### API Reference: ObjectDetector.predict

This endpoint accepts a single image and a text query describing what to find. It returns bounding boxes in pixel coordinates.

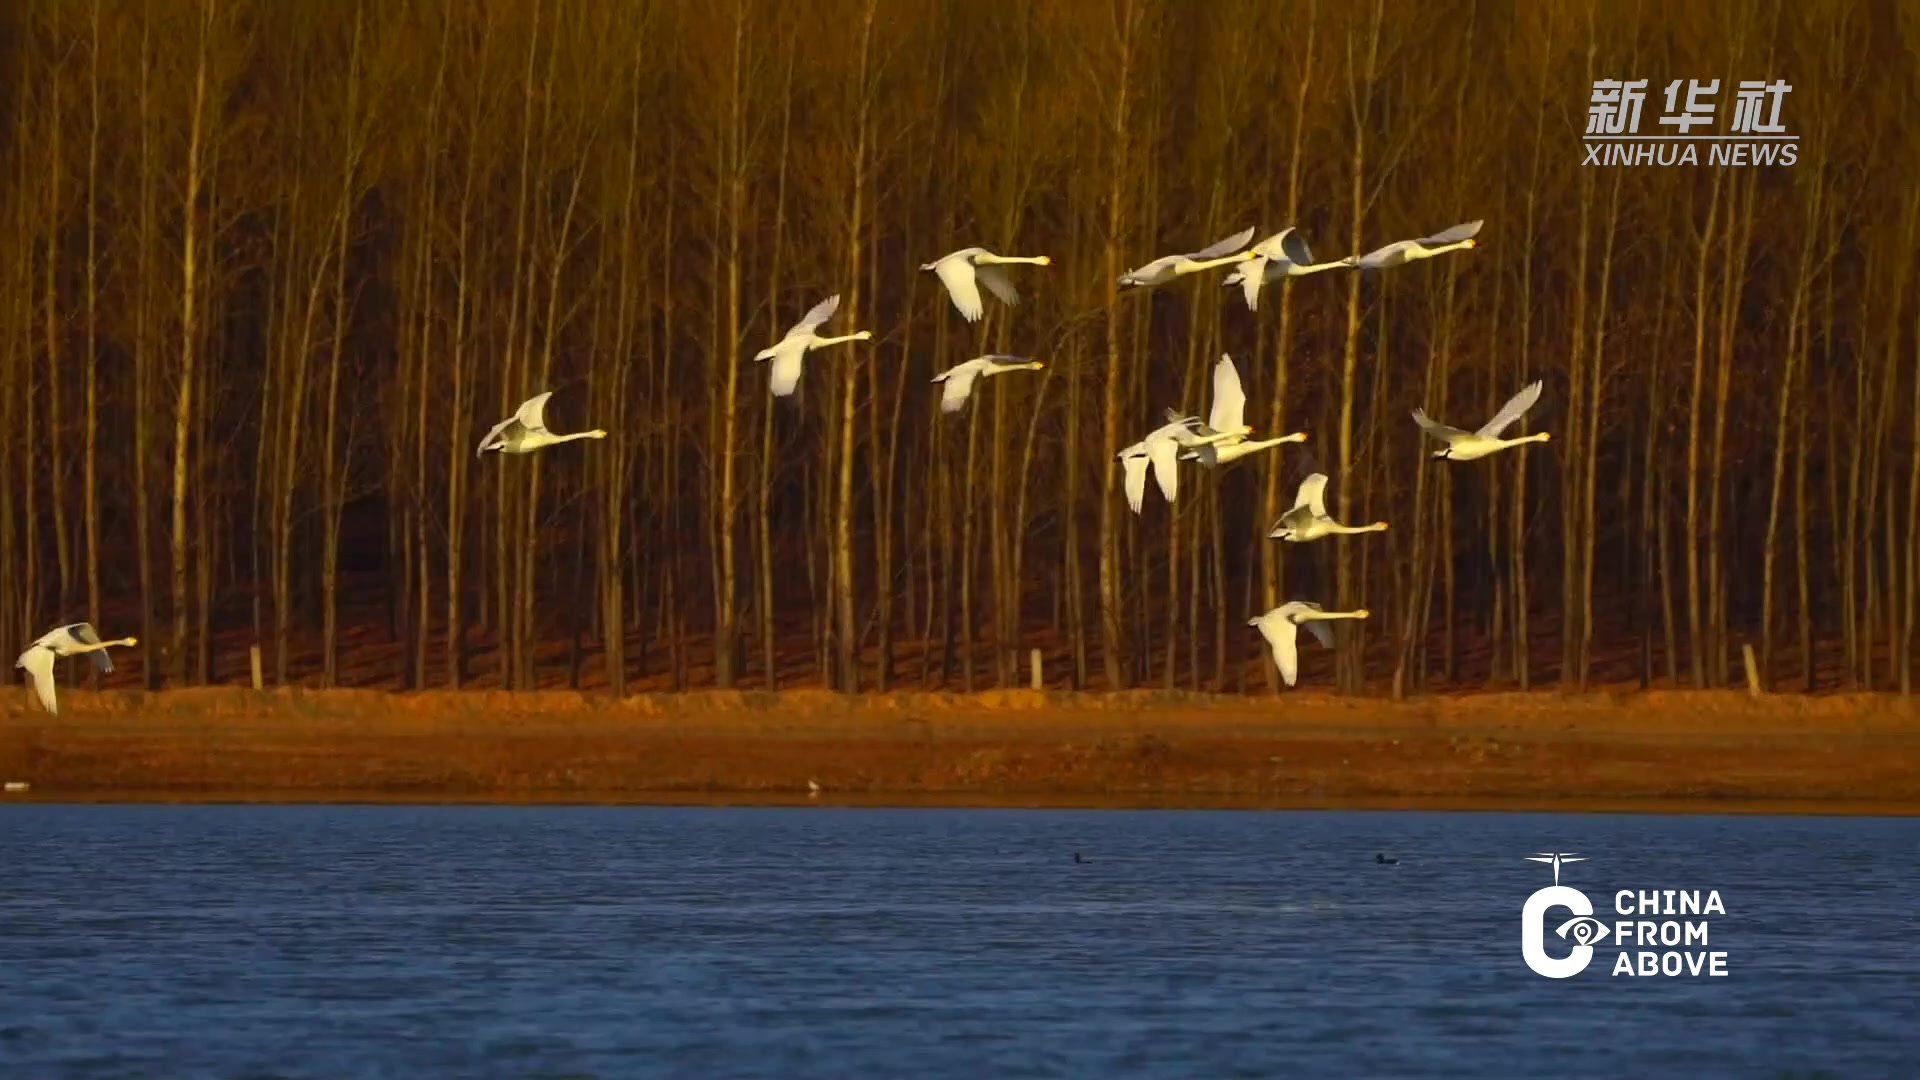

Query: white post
[1029,648,1043,690]
[249,644,264,690]
[1740,643,1761,697]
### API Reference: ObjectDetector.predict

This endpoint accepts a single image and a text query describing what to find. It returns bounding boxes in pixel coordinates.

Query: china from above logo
[1584,78,1796,167]
[1520,853,1729,979]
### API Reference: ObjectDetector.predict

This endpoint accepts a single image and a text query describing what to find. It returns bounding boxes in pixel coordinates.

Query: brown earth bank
[1,689,1918,815]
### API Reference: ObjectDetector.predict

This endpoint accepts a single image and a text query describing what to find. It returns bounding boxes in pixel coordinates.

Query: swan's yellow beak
[1035,256,1052,266]
[126,637,138,646]
[1354,609,1371,619]
[1464,239,1478,249]
[1299,431,1310,441]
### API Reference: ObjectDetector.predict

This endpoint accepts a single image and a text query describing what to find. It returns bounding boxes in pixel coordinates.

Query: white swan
[1413,379,1551,461]
[1117,416,1202,513]
[1182,431,1308,467]
[755,294,874,397]
[1268,473,1389,542]
[15,622,137,715]
[921,248,1051,323]
[1118,227,1258,289]
[931,355,1044,414]
[476,391,607,456]
[1249,601,1370,687]
[1222,227,1347,311]
[1343,219,1483,271]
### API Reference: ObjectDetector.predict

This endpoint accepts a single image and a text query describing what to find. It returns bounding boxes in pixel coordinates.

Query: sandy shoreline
[3,688,1917,815]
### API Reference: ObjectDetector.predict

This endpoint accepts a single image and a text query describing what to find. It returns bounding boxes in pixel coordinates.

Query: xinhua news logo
[1519,853,1730,979]
[1583,78,1796,167]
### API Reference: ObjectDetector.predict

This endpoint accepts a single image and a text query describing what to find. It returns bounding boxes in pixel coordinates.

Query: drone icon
[1526,852,1587,885]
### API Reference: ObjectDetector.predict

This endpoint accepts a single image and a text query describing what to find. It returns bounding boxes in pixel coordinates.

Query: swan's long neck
[981,254,1049,266]
[1298,609,1369,622]
[1501,432,1551,447]
[1330,520,1389,534]
[812,333,868,348]
[1179,253,1252,273]
[1291,260,1348,276]
[556,430,607,444]
[1420,240,1473,259]
[72,638,134,652]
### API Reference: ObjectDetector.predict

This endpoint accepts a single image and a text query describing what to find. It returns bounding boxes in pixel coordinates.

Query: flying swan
[1268,472,1389,542]
[1119,227,1258,289]
[931,355,1044,414]
[15,622,136,716]
[1343,220,1483,271]
[921,248,1051,323]
[476,391,606,456]
[1250,601,1370,687]
[756,294,873,398]
[1117,416,1202,513]
[1222,227,1348,311]
[1413,379,1551,461]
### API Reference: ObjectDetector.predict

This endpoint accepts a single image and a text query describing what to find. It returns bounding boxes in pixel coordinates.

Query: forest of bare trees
[0,0,1915,696]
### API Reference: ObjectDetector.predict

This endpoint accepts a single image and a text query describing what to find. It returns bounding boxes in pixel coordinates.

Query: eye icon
[1554,916,1611,946]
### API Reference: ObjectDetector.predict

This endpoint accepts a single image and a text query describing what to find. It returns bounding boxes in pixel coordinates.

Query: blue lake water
[0,805,1915,1078]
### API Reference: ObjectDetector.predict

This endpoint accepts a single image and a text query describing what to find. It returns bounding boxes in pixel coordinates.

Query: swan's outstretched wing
[1209,355,1246,434]
[769,349,805,397]
[974,263,1020,307]
[1294,472,1330,516]
[1278,227,1315,266]
[784,294,841,340]
[1412,408,1470,444]
[1254,614,1302,686]
[935,361,984,413]
[1355,241,1416,269]
[1234,257,1268,311]
[1418,219,1483,247]
[18,647,57,715]
[475,416,520,456]
[1302,619,1335,649]
[68,623,113,673]
[1192,226,1257,260]
[1475,380,1544,438]
[1122,453,1149,514]
[933,259,984,322]
[514,391,554,434]
[1147,436,1180,503]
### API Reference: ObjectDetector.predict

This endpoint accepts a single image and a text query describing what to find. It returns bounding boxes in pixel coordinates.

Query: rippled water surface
[1,805,1916,1078]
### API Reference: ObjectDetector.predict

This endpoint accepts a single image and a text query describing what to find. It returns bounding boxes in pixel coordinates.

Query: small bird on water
[807,778,820,799]
[1073,852,1090,864]
[1376,853,1399,865]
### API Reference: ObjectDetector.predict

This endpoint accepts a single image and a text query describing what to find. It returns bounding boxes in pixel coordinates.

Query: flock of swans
[13,215,1550,709]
